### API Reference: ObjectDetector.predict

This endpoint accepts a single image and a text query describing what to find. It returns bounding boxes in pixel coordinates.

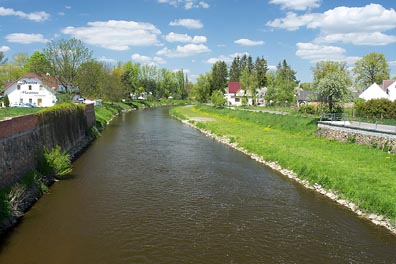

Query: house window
[20,98,23,104]
[235,98,240,102]
[39,85,43,90]
[17,85,21,90]
[29,85,32,90]
[29,98,32,104]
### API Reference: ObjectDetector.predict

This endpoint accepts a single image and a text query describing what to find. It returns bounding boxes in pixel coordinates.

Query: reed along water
[1,107,396,263]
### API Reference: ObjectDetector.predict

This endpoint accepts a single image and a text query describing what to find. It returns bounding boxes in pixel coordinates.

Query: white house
[224,82,266,106]
[359,83,389,101]
[3,73,58,107]
[383,80,396,101]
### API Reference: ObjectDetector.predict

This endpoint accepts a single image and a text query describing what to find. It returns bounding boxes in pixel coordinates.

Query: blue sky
[1,0,395,83]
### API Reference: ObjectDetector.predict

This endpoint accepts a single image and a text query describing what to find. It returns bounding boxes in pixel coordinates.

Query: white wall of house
[359,83,388,101]
[225,89,254,106]
[4,77,57,107]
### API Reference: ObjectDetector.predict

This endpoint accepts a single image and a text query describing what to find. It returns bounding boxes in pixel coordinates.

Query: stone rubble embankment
[178,117,396,235]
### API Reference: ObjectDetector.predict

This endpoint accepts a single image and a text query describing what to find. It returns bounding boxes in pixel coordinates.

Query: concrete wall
[0,104,96,189]
[317,123,396,153]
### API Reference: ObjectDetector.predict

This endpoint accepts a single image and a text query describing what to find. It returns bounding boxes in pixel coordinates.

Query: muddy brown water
[1,107,396,264]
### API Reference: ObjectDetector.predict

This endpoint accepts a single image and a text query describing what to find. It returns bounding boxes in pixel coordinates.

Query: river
[1,107,396,263]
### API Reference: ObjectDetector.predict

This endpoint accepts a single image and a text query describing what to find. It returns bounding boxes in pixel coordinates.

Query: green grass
[171,105,396,220]
[0,107,40,120]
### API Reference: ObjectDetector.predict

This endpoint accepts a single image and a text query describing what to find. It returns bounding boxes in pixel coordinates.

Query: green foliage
[0,107,40,120]
[298,104,317,115]
[43,145,72,178]
[353,52,390,90]
[0,190,11,220]
[355,99,396,119]
[4,94,10,107]
[211,90,227,108]
[210,61,228,94]
[191,73,211,103]
[25,51,51,74]
[266,60,298,104]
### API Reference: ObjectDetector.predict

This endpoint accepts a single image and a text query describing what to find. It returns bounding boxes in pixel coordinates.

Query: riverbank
[170,105,396,235]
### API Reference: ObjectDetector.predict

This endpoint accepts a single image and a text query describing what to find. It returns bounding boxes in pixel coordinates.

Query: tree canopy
[353,52,390,90]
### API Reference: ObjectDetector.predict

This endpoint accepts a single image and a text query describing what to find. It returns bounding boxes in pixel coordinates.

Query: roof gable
[383,80,396,90]
[4,73,60,93]
[228,82,241,93]
[359,83,388,100]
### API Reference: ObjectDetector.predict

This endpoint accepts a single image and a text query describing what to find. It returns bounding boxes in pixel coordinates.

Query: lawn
[0,107,40,121]
[170,105,396,220]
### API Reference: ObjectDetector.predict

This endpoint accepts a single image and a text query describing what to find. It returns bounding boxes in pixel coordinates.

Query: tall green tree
[191,73,211,103]
[254,56,268,87]
[353,52,390,89]
[210,61,228,94]
[25,51,51,74]
[44,38,92,91]
[266,60,298,104]
[240,68,258,104]
[229,56,241,82]
[75,61,107,98]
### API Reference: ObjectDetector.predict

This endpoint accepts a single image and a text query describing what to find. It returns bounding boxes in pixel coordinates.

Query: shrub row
[355,98,396,119]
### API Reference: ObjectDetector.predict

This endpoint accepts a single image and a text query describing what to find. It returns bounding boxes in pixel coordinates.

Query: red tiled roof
[228,82,241,93]
[382,80,396,91]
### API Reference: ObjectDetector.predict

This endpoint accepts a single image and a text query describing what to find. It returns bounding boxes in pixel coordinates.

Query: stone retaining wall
[317,123,396,153]
[0,104,96,189]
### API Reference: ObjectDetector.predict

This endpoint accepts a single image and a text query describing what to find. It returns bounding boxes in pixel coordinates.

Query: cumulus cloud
[169,19,203,29]
[234,38,265,46]
[296,42,360,63]
[267,4,396,46]
[131,53,166,65]
[0,45,10,52]
[62,20,161,50]
[269,0,320,11]
[6,33,48,44]
[165,32,207,43]
[206,52,249,64]
[157,44,210,58]
[0,6,49,22]
[158,0,209,10]
[314,32,396,46]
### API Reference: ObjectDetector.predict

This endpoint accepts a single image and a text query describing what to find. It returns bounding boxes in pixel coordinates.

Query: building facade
[3,73,58,107]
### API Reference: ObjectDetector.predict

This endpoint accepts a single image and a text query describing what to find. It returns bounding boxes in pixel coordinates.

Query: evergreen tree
[229,56,241,82]
[254,56,268,88]
[210,61,228,94]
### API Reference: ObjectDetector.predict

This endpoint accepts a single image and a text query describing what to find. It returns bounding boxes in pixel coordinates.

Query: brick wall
[0,105,96,189]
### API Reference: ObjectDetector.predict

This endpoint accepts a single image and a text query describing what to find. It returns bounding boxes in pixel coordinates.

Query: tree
[211,90,226,108]
[317,71,351,113]
[266,60,298,104]
[353,52,390,90]
[44,38,92,91]
[75,61,106,98]
[210,61,228,94]
[255,56,268,88]
[191,73,211,103]
[4,95,10,107]
[312,61,352,89]
[240,68,258,104]
[229,56,241,82]
[25,51,51,74]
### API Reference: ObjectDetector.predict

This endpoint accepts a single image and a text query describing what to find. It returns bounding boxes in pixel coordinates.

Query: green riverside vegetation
[170,105,396,221]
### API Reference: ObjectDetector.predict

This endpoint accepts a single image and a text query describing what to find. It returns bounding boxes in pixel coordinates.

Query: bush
[355,99,396,119]
[43,145,72,178]
[210,90,227,108]
[4,95,10,107]
[298,104,316,115]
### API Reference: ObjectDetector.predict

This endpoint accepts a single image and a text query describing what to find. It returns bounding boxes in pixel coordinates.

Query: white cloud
[0,6,49,22]
[62,20,161,50]
[269,0,320,11]
[131,53,166,65]
[206,52,249,64]
[268,65,277,71]
[267,4,396,33]
[6,33,48,44]
[97,56,117,64]
[158,0,209,10]
[157,44,210,58]
[267,4,396,46]
[165,32,207,43]
[169,19,203,29]
[296,42,360,63]
[65,6,72,9]
[234,38,265,46]
[314,32,396,46]
[0,46,10,52]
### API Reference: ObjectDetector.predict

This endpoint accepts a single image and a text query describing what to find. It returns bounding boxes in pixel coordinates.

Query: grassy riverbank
[170,105,396,221]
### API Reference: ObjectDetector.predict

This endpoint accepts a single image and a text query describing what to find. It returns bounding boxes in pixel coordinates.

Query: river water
[1,107,396,263]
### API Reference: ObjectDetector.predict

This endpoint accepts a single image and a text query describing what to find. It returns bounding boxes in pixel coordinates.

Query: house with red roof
[2,73,58,107]
[224,82,267,106]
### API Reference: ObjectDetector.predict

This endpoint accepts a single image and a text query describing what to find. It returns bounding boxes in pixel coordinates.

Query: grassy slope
[170,105,396,219]
[0,107,40,120]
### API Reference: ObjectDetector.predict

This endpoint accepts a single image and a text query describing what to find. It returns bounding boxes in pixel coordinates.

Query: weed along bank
[0,103,96,234]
